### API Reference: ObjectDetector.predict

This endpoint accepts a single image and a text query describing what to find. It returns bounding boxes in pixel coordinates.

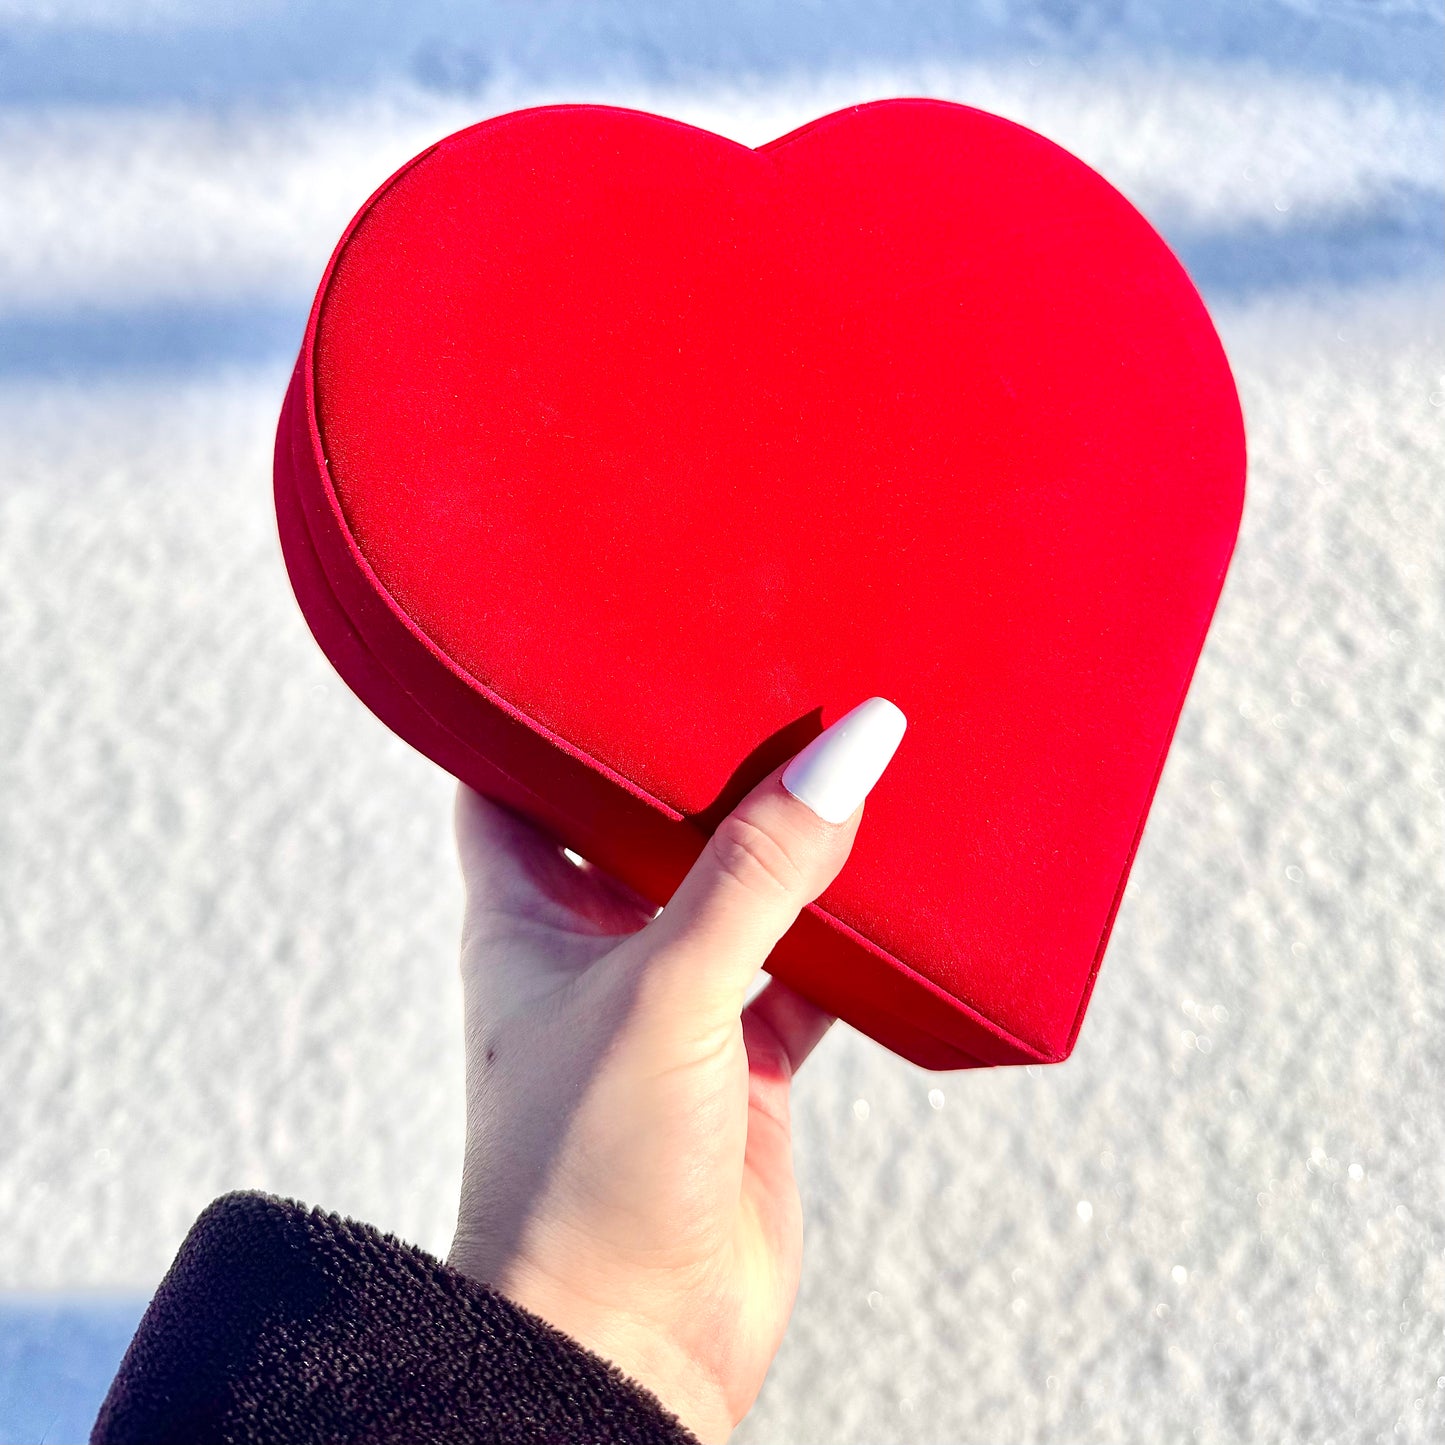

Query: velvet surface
[278,99,1245,1067]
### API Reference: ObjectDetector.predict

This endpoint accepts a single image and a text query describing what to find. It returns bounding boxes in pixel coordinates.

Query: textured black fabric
[90,1190,701,1445]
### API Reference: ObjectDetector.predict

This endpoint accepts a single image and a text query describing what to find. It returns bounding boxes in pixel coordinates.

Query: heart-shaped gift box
[274,98,1244,1070]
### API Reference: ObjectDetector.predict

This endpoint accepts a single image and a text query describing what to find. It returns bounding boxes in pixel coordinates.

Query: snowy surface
[1,3,1442,1442]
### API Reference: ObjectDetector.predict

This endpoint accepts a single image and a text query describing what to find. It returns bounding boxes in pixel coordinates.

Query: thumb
[637,697,907,1024]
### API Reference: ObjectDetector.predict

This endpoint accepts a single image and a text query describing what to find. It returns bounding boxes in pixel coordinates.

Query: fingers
[574,858,662,924]
[635,697,906,1025]
[455,785,658,939]
[741,981,836,1156]
[454,784,565,908]
[743,979,836,1078]
[455,783,542,882]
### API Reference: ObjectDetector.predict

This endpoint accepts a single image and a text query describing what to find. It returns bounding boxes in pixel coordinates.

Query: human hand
[446,697,906,1442]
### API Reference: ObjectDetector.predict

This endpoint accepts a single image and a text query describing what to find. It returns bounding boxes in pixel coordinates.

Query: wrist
[451,1247,734,1443]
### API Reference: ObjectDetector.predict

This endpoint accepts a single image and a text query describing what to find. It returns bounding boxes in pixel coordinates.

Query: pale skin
[446,759,868,1442]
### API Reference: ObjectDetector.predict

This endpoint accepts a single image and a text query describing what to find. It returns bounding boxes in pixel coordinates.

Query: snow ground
[0,3,1442,1442]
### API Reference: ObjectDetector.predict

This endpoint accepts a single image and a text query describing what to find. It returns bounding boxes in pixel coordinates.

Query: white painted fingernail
[780,697,907,824]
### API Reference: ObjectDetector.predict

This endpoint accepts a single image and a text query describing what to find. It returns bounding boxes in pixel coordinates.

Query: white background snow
[0,2,1442,1442]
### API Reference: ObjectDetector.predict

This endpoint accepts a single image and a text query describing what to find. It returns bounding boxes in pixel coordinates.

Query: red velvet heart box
[274,98,1245,1070]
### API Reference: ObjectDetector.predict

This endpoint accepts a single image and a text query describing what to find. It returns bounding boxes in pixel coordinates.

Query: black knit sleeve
[90,1190,701,1445]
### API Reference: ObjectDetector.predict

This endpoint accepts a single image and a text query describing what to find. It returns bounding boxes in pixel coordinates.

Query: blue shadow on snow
[0,1296,147,1445]
[0,187,1439,381]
